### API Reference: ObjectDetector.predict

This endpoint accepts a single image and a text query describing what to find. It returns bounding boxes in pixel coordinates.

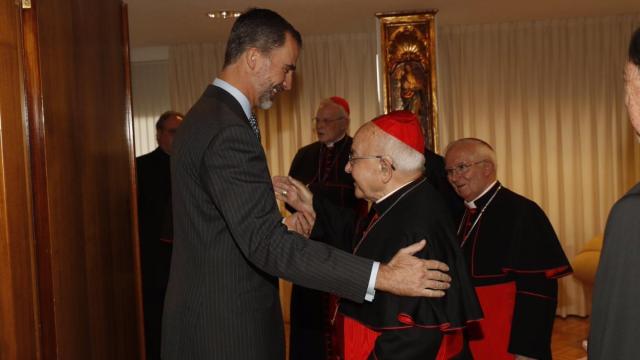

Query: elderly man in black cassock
[287,97,367,360]
[276,111,483,359]
[444,138,572,360]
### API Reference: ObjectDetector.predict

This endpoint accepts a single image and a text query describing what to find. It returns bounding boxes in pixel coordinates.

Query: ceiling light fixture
[207,10,242,20]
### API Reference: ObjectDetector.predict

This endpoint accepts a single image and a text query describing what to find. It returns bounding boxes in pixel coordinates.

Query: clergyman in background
[136,110,183,359]
[288,96,367,360]
[444,138,572,360]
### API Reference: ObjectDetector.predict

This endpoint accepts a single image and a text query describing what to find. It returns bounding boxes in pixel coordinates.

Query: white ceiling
[126,0,640,47]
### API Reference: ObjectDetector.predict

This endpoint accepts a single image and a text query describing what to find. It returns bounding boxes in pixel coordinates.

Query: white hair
[444,137,497,170]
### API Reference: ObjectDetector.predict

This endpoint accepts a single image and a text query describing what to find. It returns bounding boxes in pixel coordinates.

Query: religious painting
[376,10,439,151]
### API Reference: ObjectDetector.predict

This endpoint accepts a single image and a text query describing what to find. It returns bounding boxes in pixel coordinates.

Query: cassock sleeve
[506,200,568,360]
[371,327,442,360]
[285,150,305,214]
[508,274,557,360]
[310,194,358,252]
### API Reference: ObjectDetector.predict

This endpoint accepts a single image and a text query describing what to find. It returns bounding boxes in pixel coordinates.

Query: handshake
[272,175,316,237]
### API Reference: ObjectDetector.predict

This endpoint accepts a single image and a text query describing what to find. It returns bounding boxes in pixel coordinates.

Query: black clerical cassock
[313,178,483,359]
[457,182,572,360]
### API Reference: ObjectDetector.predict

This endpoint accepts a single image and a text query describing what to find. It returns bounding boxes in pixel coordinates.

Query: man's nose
[282,73,293,90]
[345,162,352,173]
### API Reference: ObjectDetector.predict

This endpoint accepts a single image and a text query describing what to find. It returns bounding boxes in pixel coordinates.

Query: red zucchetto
[329,96,350,115]
[372,110,424,153]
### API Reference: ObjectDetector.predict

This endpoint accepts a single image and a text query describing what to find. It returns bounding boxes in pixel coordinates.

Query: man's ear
[481,161,495,176]
[380,158,394,183]
[245,48,259,70]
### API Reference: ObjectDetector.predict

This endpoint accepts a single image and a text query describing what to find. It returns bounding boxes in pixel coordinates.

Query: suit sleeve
[200,125,372,302]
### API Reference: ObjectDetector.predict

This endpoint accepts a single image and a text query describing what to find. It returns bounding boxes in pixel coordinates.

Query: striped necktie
[248,113,261,141]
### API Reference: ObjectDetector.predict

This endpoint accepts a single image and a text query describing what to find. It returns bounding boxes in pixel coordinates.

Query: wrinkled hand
[375,240,451,297]
[272,176,314,214]
[284,211,316,237]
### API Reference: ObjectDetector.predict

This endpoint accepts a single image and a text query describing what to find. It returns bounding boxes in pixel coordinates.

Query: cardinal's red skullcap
[329,96,350,115]
[372,111,424,153]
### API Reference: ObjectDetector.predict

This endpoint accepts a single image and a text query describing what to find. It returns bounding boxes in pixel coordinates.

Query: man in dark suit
[589,26,640,360]
[135,110,183,360]
[162,8,451,360]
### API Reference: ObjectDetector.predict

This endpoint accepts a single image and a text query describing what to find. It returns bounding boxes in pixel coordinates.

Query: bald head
[444,138,497,202]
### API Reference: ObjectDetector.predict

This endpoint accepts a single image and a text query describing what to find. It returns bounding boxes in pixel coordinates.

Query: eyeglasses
[313,116,345,125]
[348,153,396,170]
[445,160,488,177]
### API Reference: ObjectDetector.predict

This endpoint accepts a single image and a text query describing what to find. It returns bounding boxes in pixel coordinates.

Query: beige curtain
[168,33,379,177]
[438,15,640,316]
[131,60,171,156]
[167,15,640,316]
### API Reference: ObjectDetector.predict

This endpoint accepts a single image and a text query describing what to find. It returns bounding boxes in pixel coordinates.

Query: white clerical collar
[376,179,416,204]
[465,180,498,209]
[213,78,252,120]
[323,133,346,148]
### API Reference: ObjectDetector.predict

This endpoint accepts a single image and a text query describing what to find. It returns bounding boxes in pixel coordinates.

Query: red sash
[468,282,517,359]
[343,316,465,359]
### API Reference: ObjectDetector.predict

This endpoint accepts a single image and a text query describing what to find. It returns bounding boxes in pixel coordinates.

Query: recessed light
[207,10,242,20]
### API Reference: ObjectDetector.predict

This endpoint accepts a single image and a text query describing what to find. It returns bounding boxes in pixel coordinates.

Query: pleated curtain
[131,60,171,156]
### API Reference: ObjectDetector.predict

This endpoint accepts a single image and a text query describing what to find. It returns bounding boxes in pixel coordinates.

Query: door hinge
[22,0,32,9]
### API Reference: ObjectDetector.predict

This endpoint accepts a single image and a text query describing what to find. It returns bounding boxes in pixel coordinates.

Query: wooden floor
[552,316,589,360]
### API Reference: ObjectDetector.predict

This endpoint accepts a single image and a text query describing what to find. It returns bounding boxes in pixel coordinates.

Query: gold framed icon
[377,10,439,151]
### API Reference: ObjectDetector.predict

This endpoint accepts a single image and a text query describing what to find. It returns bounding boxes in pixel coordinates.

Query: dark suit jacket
[589,182,640,360]
[161,85,373,359]
[136,147,174,359]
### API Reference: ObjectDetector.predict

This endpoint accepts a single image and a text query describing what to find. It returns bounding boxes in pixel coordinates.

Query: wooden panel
[24,0,142,358]
[0,2,41,359]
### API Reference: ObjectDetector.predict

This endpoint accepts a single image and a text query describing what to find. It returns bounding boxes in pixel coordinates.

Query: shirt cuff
[365,261,379,302]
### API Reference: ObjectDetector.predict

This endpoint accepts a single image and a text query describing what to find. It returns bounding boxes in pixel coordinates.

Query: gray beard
[259,98,273,110]
[258,88,274,110]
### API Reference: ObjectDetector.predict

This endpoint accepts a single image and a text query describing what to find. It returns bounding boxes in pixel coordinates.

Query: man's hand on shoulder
[375,240,451,297]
